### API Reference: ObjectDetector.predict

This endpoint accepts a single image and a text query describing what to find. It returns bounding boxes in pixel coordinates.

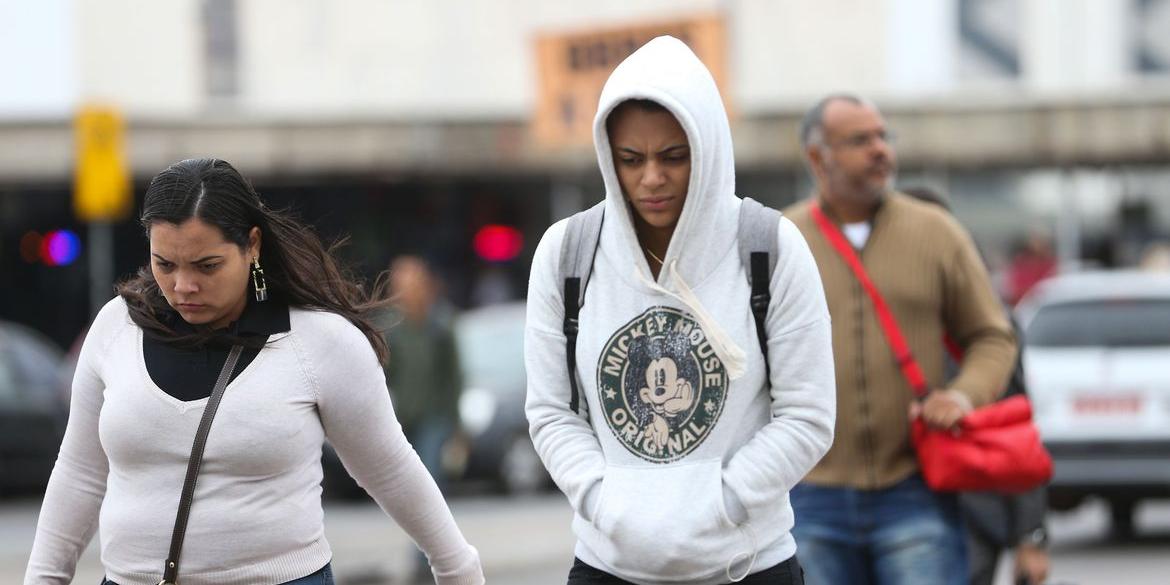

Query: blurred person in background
[24,158,483,585]
[525,37,835,585]
[784,95,1018,585]
[902,186,1050,585]
[383,255,464,584]
[1005,229,1057,306]
[384,255,463,490]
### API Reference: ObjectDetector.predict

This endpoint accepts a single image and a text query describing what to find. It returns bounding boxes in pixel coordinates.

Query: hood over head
[593,35,738,287]
[592,36,748,379]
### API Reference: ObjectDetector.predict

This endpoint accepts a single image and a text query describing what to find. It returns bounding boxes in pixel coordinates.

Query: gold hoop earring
[251,257,268,302]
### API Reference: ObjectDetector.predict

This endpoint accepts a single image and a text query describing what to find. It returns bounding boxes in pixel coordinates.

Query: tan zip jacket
[785,192,1017,489]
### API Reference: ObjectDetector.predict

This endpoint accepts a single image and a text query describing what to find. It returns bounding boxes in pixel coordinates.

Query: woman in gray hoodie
[524,36,836,585]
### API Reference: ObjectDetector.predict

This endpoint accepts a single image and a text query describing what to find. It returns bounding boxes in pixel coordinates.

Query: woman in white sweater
[25,158,484,585]
[524,37,836,584]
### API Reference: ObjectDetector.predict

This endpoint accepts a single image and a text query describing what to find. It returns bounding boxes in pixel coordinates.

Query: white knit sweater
[25,298,484,585]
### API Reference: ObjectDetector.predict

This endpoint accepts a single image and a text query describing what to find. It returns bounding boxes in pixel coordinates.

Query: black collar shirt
[143,296,291,401]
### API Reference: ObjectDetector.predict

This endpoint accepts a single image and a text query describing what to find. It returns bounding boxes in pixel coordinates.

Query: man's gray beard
[863,173,895,201]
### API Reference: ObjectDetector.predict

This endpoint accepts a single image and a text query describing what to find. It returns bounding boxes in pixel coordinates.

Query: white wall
[734,0,890,111]
[0,0,75,117]
[886,0,957,96]
[227,0,1155,117]
[4,0,1166,120]
[237,0,719,118]
[1021,0,1129,93]
[77,0,204,115]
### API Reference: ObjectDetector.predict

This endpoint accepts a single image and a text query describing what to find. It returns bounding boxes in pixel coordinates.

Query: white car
[454,301,552,494]
[1016,270,1170,537]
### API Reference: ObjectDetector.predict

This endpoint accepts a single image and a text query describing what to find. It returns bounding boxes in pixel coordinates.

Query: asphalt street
[3,493,1168,584]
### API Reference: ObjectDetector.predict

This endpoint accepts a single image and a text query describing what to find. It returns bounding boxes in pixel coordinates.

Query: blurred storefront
[2,0,1170,347]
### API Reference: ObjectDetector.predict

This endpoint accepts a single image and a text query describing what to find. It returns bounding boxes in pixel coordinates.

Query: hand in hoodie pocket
[590,459,750,580]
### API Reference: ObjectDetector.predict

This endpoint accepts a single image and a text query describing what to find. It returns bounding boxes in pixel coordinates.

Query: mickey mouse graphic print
[597,307,728,462]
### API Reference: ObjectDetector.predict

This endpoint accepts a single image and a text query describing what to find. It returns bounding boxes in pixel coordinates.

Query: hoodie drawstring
[633,260,748,380]
[726,523,759,582]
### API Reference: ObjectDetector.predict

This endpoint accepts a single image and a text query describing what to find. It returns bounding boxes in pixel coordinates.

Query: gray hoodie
[524,36,835,584]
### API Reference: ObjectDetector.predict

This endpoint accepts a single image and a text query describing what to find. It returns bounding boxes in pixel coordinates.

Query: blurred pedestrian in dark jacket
[383,255,462,489]
[383,255,465,584]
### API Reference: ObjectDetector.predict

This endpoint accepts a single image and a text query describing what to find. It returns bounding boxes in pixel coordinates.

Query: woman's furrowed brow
[657,144,690,155]
[151,253,225,263]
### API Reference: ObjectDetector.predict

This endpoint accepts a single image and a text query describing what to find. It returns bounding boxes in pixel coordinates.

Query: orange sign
[533,15,729,148]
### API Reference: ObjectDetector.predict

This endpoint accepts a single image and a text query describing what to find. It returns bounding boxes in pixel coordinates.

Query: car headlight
[459,387,497,438]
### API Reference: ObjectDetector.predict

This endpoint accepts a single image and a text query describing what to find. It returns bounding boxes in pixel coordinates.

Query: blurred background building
[3,0,1170,348]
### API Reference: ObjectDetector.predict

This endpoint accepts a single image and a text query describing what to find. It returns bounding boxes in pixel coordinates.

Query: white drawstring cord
[633,260,748,380]
[726,523,759,582]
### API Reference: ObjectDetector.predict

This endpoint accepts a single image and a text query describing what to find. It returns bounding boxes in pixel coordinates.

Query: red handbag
[811,204,1052,493]
[910,394,1051,492]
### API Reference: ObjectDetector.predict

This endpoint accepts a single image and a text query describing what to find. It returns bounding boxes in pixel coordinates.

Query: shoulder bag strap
[809,204,931,397]
[159,344,244,585]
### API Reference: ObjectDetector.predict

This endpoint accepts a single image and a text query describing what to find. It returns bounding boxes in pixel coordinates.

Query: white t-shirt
[842,221,872,249]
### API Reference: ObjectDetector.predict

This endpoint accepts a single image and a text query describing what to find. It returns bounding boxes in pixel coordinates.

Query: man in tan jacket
[783,94,1017,585]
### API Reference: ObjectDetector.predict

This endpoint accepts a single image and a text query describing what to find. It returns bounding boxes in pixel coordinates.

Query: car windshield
[1026,299,1170,347]
[455,312,526,391]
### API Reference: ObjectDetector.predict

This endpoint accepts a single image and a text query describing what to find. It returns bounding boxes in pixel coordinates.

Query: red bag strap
[810,204,931,397]
[943,335,963,363]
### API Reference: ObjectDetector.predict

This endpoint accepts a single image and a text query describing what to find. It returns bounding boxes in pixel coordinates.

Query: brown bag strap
[159,345,243,585]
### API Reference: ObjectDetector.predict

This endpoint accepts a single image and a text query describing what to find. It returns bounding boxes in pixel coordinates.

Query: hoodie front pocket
[591,459,747,581]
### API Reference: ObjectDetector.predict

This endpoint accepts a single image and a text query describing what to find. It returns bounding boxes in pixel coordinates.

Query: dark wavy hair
[116,158,391,363]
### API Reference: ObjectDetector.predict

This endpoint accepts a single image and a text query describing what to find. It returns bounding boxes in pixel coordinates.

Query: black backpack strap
[737,197,782,384]
[749,252,771,378]
[558,202,605,414]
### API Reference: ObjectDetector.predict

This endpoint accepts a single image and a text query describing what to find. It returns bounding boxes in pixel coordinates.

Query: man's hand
[1014,542,1049,585]
[908,389,973,430]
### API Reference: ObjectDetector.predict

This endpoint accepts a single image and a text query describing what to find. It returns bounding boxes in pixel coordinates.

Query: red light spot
[473,225,524,263]
[20,231,42,263]
[40,232,58,266]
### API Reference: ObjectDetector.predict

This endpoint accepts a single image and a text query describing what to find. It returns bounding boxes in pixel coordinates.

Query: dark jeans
[102,562,333,585]
[567,556,804,584]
